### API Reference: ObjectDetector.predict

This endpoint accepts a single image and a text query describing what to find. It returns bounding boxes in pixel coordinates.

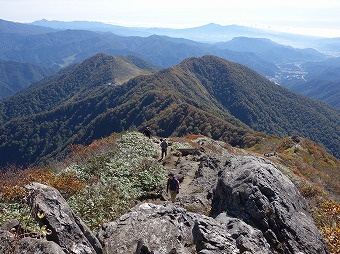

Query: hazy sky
[1,0,340,37]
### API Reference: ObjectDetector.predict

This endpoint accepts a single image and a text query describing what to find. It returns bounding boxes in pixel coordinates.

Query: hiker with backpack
[160,138,168,160]
[166,172,180,203]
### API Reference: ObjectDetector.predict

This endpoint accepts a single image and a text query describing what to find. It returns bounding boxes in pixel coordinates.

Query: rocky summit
[0,143,330,254]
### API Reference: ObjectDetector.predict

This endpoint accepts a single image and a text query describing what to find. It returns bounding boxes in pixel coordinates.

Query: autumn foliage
[313,201,340,254]
[0,167,84,201]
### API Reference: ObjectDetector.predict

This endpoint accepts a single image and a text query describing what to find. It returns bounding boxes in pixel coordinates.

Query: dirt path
[139,137,217,215]
[151,138,200,198]
[162,154,200,195]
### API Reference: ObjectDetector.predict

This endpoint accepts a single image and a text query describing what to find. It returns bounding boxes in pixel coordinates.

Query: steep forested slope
[180,56,339,156]
[0,60,53,99]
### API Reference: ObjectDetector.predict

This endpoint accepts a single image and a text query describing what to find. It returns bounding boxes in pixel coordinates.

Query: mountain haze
[32,19,153,37]
[315,37,340,55]
[0,54,338,166]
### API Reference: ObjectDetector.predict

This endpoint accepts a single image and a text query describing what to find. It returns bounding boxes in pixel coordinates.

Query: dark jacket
[167,177,179,192]
[160,140,168,150]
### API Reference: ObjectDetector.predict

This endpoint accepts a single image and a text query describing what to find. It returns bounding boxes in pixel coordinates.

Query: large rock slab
[97,203,271,254]
[25,182,102,254]
[212,156,329,254]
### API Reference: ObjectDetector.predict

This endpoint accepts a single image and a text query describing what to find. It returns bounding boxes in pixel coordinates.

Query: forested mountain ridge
[0,54,339,166]
[0,54,155,124]
[77,55,340,158]
[0,60,53,99]
[0,55,255,165]
[177,56,339,151]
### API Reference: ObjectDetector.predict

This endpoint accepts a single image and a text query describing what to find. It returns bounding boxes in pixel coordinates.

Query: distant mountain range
[30,19,340,55]
[0,19,276,73]
[215,37,325,62]
[31,19,327,50]
[0,54,338,166]
[3,18,340,108]
[0,19,55,35]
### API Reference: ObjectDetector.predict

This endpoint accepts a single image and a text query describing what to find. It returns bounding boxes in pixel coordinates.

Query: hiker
[143,127,152,139]
[166,172,179,203]
[160,138,168,160]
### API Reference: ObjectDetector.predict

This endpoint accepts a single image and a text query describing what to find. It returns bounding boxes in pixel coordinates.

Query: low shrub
[67,131,167,229]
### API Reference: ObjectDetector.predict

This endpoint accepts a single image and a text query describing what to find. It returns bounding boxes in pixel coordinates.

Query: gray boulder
[0,230,65,254]
[25,182,102,254]
[97,203,195,254]
[212,156,329,254]
[215,213,271,254]
[97,203,272,254]
[0,230,16,254]
[14,237,66,254]
[0,219,20,232]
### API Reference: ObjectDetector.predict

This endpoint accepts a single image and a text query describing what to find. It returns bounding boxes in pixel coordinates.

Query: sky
[1,0,340,37]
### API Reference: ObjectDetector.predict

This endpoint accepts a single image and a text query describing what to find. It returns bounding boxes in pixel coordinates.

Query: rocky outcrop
[0,152,330,253]
[25,182,103,254]
[212,155,329,254]
[97,202,272,254]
